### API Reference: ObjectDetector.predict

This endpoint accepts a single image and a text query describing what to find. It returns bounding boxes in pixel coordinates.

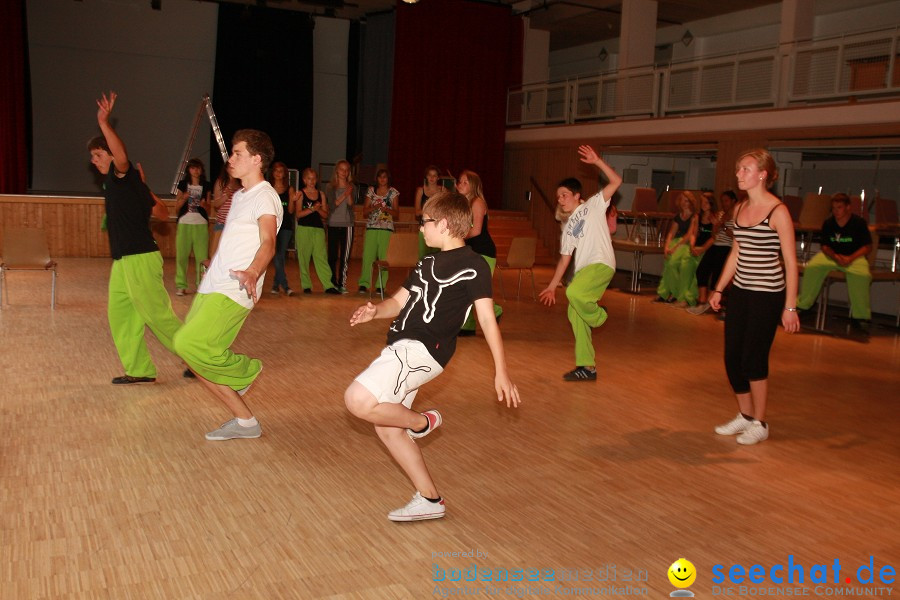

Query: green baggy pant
[797,253,872,319]
[295,226,335,291]
[175,223,209,290]
[657,238,699,304]
[108,251,183,378]
[172,292,261,391]
[566,262,614,368]
[359,229,392,289]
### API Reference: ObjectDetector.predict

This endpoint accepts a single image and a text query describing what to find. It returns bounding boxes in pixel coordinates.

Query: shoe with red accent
[407,409,442,440]
[388,491,446,522]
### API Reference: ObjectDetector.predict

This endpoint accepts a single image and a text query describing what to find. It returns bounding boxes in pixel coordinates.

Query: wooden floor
[1,258,899,599]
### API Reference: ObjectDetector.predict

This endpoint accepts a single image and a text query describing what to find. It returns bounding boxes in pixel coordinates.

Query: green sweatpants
[172,292,261,391]
[461,255,503,332]
[656,238,699,304]
[296,226,335,291]
[108,251,183,378]
[797,253,872,319]
[566,262,614,368]
[175,223,209,290]
[359,229,392,289]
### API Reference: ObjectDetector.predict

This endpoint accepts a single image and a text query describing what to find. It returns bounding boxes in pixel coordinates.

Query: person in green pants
[89,91,182,385]
[796,192,873,334]
[457,169,503,336]
[358,169,399,294]
[655,193,698,307]
[293,168,339,294]
[174,158,211,296]
[539,144,622,382]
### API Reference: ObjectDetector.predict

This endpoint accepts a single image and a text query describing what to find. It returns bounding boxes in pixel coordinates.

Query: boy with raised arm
[345,191,520,522]
[90,91,182,385]
[539,144,622,382]
[172,130,282,440]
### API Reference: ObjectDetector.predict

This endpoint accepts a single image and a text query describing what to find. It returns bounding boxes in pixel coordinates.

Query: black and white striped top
[733,203,785,292]
[713,219,734,247]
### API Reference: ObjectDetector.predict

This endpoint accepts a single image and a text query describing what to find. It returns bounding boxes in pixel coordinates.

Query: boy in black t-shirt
[797,192,873,332]
[90,91,183,384]
[345,191,520,522]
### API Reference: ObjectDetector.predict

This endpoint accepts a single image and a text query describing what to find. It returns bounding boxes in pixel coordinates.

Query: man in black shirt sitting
[797,193,873,333]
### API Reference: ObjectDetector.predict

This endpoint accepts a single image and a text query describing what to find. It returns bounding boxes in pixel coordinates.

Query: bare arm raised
[96,92,129,176]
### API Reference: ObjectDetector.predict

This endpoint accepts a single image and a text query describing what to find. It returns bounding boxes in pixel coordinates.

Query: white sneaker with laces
[205,418,262,441]
[715,413,752,436]
[737,420,769,445]
[388,492,446,522]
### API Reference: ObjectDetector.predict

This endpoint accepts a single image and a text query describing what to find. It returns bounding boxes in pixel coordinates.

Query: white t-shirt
[178,183,208,225]
[199,180,283,309]
[559,191,615,274]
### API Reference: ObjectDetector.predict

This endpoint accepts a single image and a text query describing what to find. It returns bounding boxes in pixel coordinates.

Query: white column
[619,0,657,71]
[312,16,349,172]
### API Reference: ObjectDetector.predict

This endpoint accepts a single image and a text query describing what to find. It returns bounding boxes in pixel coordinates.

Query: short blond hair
[422,191,472,239]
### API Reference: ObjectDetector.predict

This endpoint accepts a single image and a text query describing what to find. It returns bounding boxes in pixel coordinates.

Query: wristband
[784,307,797,312]
[711,290,723,295]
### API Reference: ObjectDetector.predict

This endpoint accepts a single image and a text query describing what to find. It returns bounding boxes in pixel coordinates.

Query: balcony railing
[507,26,900,127]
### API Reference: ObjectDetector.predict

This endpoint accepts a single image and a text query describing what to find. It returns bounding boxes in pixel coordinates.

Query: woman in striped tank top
[709,149,799,446]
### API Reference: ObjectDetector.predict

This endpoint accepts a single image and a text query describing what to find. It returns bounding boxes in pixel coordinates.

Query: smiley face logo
[668,558,697,588]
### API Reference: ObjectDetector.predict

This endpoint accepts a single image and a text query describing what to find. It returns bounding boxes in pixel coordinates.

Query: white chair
[0,227,58,309]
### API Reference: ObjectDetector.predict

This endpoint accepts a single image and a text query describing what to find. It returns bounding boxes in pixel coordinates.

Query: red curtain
[0,0,28,194]
[389,0,523,208]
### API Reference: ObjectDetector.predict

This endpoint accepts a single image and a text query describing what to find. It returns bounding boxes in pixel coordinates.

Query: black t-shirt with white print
[386,246,493,367]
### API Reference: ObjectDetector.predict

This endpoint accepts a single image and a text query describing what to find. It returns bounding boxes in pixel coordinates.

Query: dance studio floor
[1,258,898,599]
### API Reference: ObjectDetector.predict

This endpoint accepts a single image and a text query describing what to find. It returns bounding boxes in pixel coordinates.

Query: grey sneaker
[715,413,752,436]
[387,492,446,522]
[686,303,710,315]
[205,418,262,441]
[737,420,769,445]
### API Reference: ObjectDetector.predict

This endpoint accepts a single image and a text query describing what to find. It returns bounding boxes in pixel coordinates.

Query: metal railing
[507,26,900,127]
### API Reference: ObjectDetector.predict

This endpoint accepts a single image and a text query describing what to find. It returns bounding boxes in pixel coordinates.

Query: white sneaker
[175,288,186,297]
[715,413,752,436]
[737,420,769,445]
[387,492,446,522]
[686,303,710,315]
[407,409,442,440]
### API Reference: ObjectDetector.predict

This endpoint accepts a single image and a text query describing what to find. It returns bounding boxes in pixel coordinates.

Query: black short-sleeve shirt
[386,246,493,366]
[104,163,159,260]
[821,214,871,257]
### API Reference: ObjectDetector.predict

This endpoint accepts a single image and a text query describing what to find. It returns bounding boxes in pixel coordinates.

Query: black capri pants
[724,286,784,394]
[696,244,731,290]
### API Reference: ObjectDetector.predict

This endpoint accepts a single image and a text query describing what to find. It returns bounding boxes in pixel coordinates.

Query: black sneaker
[563,366,597,381]
[652,296,674,304]
[183,369,196,379]
[111,375,156,385]
[324,287,341,295]
[358,286,368,294]
[303,288,312,294]
[850,318,871,335]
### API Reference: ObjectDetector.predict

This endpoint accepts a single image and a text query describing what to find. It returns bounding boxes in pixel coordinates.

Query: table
[612,238,666,294]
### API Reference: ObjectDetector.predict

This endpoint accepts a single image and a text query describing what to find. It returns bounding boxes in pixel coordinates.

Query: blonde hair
[458,169,484,202]
[422,191,472,239]
[329,159,354,189]
[736,148,778,189]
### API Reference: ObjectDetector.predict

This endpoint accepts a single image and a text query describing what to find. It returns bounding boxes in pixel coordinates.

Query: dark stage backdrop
[211,5,314,177]
[389,0,523,208]
[1,0,29,194]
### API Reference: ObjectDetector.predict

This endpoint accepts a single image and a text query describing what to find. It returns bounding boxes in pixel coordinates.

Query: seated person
[796,192,873,332]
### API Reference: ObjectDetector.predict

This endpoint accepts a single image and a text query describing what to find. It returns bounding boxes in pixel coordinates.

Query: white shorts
[354,339,443,408]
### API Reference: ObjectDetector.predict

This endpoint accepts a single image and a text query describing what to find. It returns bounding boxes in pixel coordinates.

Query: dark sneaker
[375,288,384,296]
[358,286,368,294]
[850,318,871,335]
[303,288,312,294]
[183,369,196,379]
[111,375,156,385]
[324,287,341,295]
[563,366,597,381]
[652,296,673,303]
[387,492,446,522]
[407,409,442,440]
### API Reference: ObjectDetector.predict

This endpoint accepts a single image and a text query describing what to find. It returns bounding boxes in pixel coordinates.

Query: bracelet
[784,307,797,312]
[711,290,723,295]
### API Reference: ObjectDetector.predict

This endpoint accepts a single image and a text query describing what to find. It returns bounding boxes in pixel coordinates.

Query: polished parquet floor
[1,258,898,599]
